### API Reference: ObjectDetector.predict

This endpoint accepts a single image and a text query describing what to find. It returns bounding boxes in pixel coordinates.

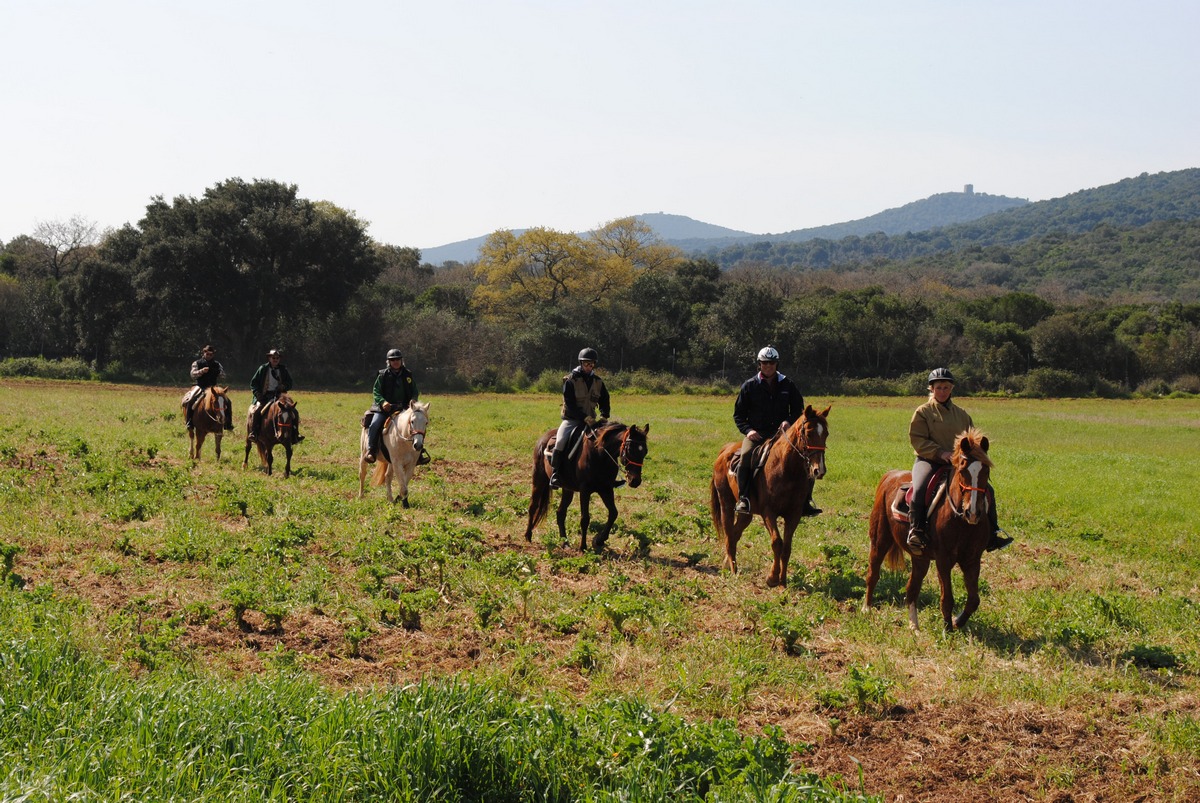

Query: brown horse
[863,426,993,632]
[184,386,229,461]
[243,393,300,477]
[710,404,830,587]
[524,422,649,552]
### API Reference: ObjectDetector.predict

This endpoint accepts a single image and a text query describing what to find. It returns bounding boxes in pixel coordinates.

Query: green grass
[2,378,1199,799]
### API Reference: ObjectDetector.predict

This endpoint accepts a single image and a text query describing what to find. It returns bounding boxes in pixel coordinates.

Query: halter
[398,411,427,443]
[948,457,988,519]
[783,419,826,475]
[618,426,644,472]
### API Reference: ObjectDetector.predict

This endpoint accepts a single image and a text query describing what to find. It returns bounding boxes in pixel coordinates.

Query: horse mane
[953,426,992,467]
[199,386,227,411]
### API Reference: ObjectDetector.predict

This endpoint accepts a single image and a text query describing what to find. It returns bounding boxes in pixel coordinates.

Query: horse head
[615,423,649,488]
[786,404,830,480]
[405,400,430,453]
[951,427,992,525]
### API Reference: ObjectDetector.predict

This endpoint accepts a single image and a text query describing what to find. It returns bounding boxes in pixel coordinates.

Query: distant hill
[418,189,1026,265]
[703,168,1200,270]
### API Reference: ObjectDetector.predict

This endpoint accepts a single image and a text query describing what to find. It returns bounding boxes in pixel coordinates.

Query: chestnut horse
[710,404,830,587]
[184,386,229,461]
[358,400,429,507]
[524,422,649,552]
[243,393,300,477]
[863,426,993,632]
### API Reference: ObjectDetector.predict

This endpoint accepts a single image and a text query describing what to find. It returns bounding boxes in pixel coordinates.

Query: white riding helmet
[757,346,780,363]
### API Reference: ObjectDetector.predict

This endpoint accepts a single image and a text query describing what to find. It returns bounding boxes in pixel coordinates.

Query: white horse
[359,400,429,506]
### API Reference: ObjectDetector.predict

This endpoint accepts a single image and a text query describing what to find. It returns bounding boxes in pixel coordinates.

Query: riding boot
[907,499,929,553]
[987,530,1013,551]
[549,449,563,489]
[222,399,234,431]
[803,488,822,517]
[734,458,754,515]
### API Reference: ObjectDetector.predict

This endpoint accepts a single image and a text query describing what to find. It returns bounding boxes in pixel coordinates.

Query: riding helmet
[267,349,281,357]
[386,348,403,361]
[756,346,780,363]
[927,367,955,384]
[578,347,598,363]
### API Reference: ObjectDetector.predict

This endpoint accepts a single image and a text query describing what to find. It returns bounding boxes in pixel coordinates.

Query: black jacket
[733,372,804,436]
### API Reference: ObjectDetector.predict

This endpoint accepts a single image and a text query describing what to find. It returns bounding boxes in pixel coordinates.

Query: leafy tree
[115,179,381,371]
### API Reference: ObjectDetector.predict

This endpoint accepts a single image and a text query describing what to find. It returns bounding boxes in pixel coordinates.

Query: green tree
[116,179,381,371]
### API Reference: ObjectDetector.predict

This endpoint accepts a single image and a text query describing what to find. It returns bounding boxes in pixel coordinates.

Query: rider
[732,346,820,517]
[365,348,419,464]
[549,347,611,489]
[907,367,1012,555]
[249,349,301,443]
[186,344,233,431]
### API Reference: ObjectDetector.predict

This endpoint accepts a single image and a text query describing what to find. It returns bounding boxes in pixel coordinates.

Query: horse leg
[769,516,799,589]
[905,556,932,631]
[214,432,222,461]
[576,492,593,552]
[263,443,273,476]
[593,487,617,553]
[864,512,888,612]
[283,443,292,479]
[397,458,411,508]
[712,474,744,574]
[935,556,957,632]
[555,490,576,548]
[762,514,787,588]
[524,457,551,542]
[954,557,982,630]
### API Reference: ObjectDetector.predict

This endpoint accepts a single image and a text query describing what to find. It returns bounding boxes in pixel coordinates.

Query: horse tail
[371,456,390,486]
[527,442,552,531]
[883,542,906,572]
[709,478,725,539]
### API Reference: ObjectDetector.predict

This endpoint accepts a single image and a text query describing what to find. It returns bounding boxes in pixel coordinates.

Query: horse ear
[981,436,989,453]
[643,423,650,434]
[819,405,831,418]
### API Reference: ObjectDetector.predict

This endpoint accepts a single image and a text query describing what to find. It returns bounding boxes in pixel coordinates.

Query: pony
[710,404,830,587]
[524,422,649,552]
[243,393,299,478]
[184,386,229,461]
[863,426,993,632]
[358,400,430,507]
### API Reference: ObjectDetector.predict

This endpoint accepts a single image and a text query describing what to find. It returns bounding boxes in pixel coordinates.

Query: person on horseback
[549,347,611,489]
[732,346,820,517]
[365,348,419,464]
[907,367,1012,554]
[249,349,301,443]
[186,344,233,431]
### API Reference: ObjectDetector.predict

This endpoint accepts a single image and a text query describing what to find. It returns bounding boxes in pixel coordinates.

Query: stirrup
[907,527,928,553]
[735,497,751,515]
[986,529,1013,552]
[364,451,376,464]
[549,472,561,489]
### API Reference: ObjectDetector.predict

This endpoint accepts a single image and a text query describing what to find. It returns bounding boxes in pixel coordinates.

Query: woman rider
[907,367,1012,554]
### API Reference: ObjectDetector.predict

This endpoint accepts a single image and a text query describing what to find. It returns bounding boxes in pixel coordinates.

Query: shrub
[1020,368,1091,398]
[0,356,95,380]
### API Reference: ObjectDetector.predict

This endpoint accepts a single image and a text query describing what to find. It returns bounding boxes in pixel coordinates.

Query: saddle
[544,426,591,463]
[726,433,780,479]
[360,409,431,465]
[889,466,952,524]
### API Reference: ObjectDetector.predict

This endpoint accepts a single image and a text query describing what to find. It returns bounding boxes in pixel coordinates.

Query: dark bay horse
[863,426,993,632]
[359,400,430,507]
[185,386,229,461]
[243,393,299,477]
[524,422,649,552]
[710,404,830,587]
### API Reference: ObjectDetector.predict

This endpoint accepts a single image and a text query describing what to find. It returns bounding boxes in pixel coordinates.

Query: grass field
[2,379,1199,800]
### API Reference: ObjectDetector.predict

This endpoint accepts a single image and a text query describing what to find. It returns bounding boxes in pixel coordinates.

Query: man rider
[365,348,419,463]
[186,344,233,431]
[249,349,301,443]
[549,347,611,489]
[732,346,821,517]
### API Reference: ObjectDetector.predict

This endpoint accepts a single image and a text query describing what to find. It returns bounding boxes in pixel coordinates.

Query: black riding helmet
[927,367,955,384]
[578,348,598,363]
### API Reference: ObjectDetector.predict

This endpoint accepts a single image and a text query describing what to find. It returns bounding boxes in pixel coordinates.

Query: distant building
[964,184,974,195]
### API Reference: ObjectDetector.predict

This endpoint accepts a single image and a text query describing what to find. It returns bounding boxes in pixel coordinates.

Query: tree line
[2,177,1198,397]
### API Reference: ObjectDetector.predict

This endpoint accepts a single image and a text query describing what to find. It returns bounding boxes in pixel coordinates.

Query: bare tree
[32,215,100,280]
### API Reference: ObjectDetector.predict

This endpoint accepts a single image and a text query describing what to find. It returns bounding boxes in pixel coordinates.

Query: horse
[523,422,650,552]
[863,426,993,632]
[184,386,229,461]
[243,393,299,477]
[358,400,430,507]
[710,404,830,588]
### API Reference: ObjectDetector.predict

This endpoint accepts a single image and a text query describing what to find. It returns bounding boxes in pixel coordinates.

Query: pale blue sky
[3,0,1197,251]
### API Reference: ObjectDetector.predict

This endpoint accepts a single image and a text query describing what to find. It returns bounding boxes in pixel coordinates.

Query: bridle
[948,455,989,520]
[784,418,826,476]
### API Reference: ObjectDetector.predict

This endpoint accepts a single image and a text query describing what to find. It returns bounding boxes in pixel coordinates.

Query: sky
[3,0,1198,251]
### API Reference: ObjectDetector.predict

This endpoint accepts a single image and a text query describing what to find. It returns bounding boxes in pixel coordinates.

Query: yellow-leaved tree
[472,218,682,324]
